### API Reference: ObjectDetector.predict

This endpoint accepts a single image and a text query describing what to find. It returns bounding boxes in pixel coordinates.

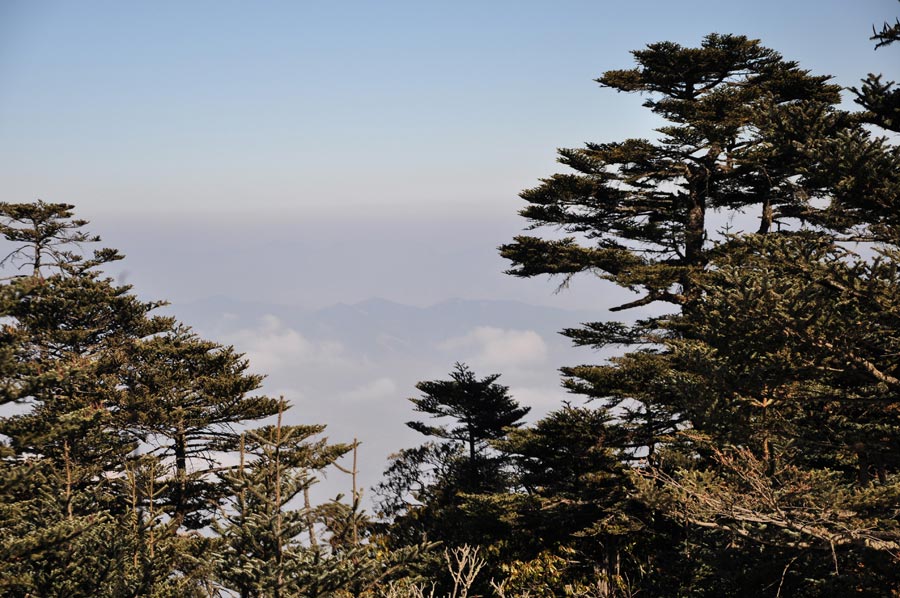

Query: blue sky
[1,0,897,219]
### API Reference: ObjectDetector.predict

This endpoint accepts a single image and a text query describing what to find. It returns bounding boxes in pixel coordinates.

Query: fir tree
[854,5,900,132]
[375,364,529,594]
[493,406,643,591]
[500,27,900,595]
[213,400,363,598]
[406,363,529,493]
[0,202,285,595]
[500,34,844,312]
[121,325,281,529]
[0,200,101,276]
[0,202,203,596]
[621,234,900,593]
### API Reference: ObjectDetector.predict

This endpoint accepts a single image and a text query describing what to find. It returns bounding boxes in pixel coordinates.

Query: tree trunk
[174,423,187,525]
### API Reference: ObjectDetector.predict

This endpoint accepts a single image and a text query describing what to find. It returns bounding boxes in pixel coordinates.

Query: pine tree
[499,28,900,595]
[0,201,178,596]
[212,400,362,598]
[121,325,281,529]
[500,34,844,312]
[406,363,529,493]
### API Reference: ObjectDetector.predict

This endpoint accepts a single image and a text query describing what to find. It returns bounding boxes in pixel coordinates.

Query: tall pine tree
[500,26,900,596]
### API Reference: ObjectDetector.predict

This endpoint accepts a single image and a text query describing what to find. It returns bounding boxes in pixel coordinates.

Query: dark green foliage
[500,34,845,312]
[121,326,281,528]
[489,406,644,588]
[854,4,900,132]
[213,404,357,598]
[501,405,628,521]
[374,366,530,595]
[0,204,169,592]
[587,235,900,567]
[498,18,900,596]
[0,203,373,596]
[406,363,529,493]
[375,442,462,525]
[0,203,214,596]
[378,364,529,546]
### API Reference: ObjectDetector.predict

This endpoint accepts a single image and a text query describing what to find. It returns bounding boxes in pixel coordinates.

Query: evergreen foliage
[406,363,529,493]
[484,406,645,593]
[499,34,844,309]
[212,401,357,597]
[854,8,900,132]
[0,203,383,597]
[494,10,900,596]
[121,326,281,529]
[376,365,529,593]
[0,201,182,596]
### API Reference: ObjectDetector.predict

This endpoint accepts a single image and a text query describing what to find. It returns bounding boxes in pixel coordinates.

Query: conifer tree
[213,400,363,598]
[0,203,216,596]
[121,326,281,529]
[497,35,880,471]
[0,200,101,276]
[406,363,529,493]
[500,34,844,312]
[498,22,900,595]
[374,365,529,595]
[0,202,284,595]
[492,406,643,590]
[499,32,899,461]
[854,8,900,132]
[0,202,176,595]
[375,441,462,529]
[620,18,900,586]
[601,233,900,594]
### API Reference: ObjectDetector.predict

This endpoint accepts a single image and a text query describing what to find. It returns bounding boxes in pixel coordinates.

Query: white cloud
[507,385,574,416]
[439,326,548,370]
[341,377,398,402]
[224,315,347,374]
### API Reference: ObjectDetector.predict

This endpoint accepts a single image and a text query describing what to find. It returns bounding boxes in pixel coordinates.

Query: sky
[1,1,897,218]
[2,0,897,309]
[1,0,898,503]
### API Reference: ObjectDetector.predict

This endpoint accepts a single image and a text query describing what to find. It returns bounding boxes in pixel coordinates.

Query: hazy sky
[2,1,897,216]
[1,0,898,308]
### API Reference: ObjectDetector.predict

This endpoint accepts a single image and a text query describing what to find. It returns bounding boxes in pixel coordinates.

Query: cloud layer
[225,315,347,374]
[439,326,548,370]
[341,377,398,402]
